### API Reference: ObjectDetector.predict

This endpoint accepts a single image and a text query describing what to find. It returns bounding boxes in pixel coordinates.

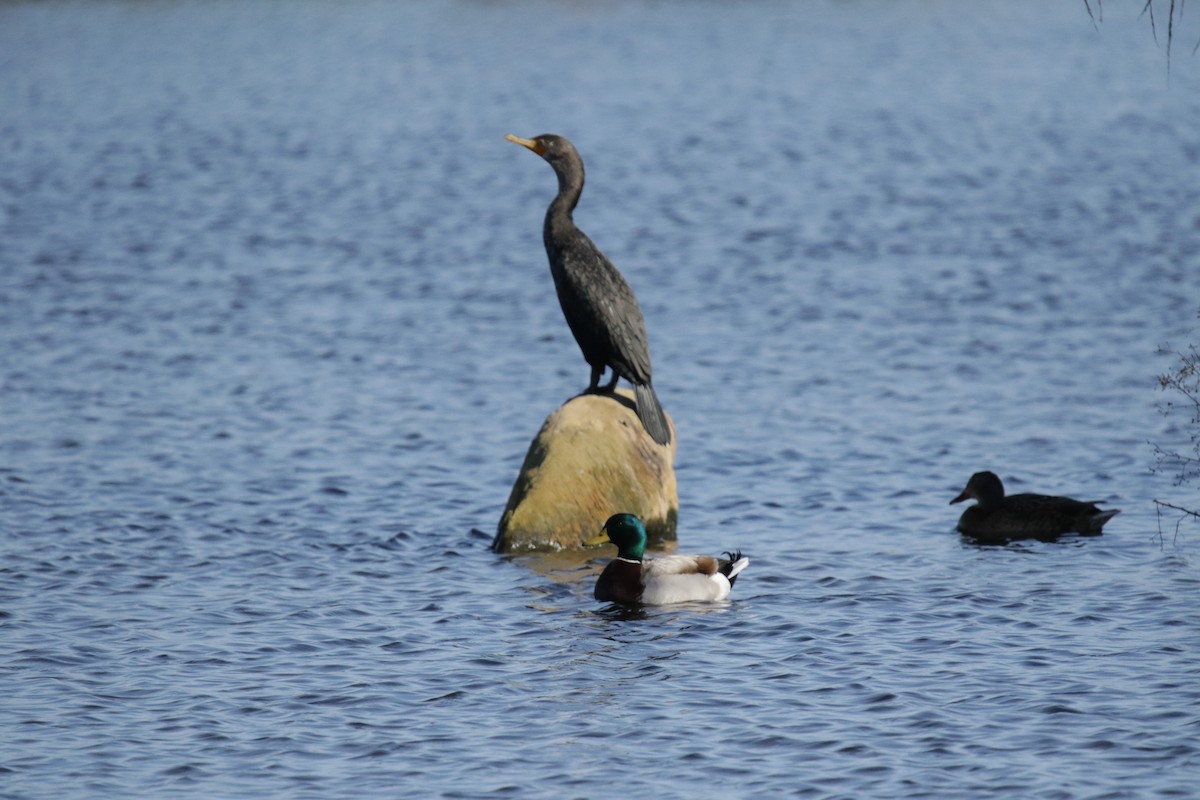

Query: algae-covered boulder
[493,389,677,553]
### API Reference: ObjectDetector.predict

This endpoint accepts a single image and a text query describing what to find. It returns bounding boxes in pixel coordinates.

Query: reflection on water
[2,0,1199,798]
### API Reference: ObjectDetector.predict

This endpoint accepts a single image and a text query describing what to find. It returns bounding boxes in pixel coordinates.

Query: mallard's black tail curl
[720,551,750,587]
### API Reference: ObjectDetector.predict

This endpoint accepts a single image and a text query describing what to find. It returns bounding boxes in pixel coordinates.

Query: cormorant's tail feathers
[634,382,671,446]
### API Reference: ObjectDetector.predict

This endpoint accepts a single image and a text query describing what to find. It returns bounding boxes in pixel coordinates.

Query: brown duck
[950,471,1120,539]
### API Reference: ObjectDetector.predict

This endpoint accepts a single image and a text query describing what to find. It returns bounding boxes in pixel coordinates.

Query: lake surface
[3,1,1199,798]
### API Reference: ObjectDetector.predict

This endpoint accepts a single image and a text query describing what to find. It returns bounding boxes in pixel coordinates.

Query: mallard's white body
[639,554,751,604]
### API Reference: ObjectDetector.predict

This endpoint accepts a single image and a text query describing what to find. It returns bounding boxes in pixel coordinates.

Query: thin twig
[1141,0,1159,45]
[1155,499,1200,519]
[1155,500,1198,547]
[1168,0,1177,69]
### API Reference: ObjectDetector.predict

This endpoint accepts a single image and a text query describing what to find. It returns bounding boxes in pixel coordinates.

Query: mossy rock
[493,389,677,553]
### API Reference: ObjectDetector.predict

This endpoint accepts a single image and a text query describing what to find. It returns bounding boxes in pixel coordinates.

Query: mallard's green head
[588,513,647,561]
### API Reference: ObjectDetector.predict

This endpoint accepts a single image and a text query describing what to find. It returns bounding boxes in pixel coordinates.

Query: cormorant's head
[584,512,647,561]
[505,133,582,174]
[950,471,1005,506]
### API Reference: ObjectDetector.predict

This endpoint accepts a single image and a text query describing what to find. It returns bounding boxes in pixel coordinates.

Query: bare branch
[1141,0,1160,46]
[1169,0,1177,68]
[1155,500,1200,519]
[1150,310,1200,525]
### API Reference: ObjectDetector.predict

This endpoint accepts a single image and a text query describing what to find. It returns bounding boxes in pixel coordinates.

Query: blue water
[3,1,1199,798]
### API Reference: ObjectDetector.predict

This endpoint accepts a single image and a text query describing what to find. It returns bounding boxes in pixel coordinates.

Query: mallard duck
[950,471,1120,539]
[584,513,749,605]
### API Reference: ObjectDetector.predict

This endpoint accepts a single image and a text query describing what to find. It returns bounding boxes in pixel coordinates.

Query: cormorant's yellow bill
[505,134,546,155]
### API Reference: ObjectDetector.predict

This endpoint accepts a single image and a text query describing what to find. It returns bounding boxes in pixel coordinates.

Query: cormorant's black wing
[552,231,654,385]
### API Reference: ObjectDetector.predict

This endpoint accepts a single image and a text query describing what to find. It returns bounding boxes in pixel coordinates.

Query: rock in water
[493,389,677,553]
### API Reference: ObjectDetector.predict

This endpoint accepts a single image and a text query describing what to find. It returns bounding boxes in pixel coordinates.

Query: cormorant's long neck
[543,160,584,250]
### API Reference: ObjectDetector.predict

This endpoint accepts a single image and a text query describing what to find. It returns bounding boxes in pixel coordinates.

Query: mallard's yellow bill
[583,530,612,547]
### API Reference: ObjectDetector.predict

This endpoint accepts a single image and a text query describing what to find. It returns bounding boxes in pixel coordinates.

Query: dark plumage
[950,471,1120,540]
[506,133,671,446]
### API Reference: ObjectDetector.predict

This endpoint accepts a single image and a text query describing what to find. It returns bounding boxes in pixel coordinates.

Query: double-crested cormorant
[950,471,1121,539]
[584,513,749,605]
[505,133,671,446]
